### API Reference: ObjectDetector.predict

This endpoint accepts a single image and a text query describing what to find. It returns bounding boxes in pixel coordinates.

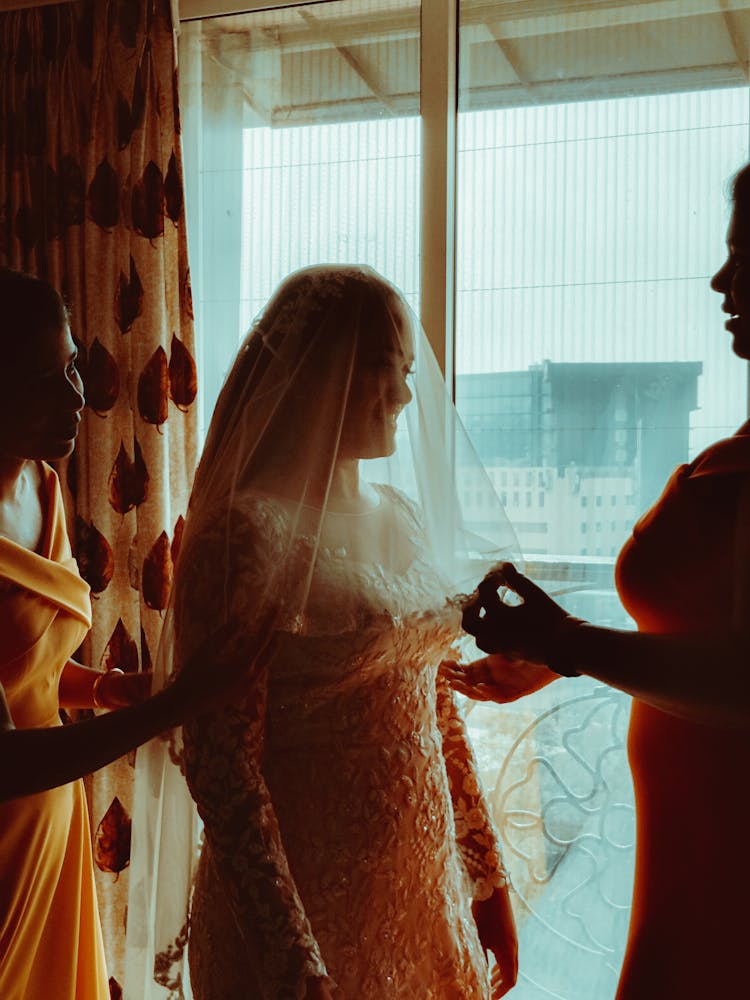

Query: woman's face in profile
[0,321,84,462]
[712,207,750,361]
[339,299,415,461]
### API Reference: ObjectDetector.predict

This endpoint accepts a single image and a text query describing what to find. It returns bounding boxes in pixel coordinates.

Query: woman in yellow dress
[0,269,245,998]
[0,459,111,998]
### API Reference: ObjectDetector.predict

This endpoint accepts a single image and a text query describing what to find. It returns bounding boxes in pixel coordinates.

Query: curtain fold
[0,1,198,989]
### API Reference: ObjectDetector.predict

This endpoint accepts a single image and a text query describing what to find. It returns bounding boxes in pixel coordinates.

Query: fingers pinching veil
[124,265,519,998]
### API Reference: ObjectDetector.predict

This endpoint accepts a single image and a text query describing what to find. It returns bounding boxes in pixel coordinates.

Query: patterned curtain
[0,1,197,992]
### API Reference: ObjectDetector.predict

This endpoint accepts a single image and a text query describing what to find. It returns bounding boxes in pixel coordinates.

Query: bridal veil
[124,264,518,998]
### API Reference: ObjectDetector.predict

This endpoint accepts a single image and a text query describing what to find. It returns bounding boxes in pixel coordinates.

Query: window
[181,3,750,996]
[182,0,421,428]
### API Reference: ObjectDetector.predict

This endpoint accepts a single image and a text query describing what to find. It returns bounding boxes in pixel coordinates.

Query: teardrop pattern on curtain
[94,795,132,875]
[142,531,174,612]
[138,345,170,428]
[114,256,144,334]
[132,159,165,240]
[169,334,197,410]
[88,157,120,230]
[75,517,115,596]
[0,0,198,982]
[86,339,120,416]
[109,440,149,515]
[101,619,140,676]
[164,151,183,224]
[171,514,186,567]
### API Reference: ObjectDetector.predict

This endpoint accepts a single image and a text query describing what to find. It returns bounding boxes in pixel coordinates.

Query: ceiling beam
[297,7,397,113]
[719,0,749,80]
[184,1,750,56]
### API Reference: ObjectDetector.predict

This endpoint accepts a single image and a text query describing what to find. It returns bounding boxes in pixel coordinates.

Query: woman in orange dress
[445,162,750,998]
[0,269,244,998]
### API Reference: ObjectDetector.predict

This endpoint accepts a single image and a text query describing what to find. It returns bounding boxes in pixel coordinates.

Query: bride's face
[339,301,414,460]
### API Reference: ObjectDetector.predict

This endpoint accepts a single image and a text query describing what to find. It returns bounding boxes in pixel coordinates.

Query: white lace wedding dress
[175,486,509,999]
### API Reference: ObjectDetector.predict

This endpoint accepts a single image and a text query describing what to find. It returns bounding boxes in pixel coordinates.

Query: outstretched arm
[0,622,244,803]
[0,682,183,802]
[57,658,152,710]
[457,563,750,730]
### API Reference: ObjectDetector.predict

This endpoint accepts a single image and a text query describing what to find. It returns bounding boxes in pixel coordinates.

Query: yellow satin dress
[0,464,108,1000]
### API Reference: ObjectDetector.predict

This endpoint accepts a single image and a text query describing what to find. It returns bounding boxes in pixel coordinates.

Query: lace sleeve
[436,671,510,902]
[178,501,329,999]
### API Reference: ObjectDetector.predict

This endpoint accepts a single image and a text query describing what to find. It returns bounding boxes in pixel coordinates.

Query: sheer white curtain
[180,22,246,435]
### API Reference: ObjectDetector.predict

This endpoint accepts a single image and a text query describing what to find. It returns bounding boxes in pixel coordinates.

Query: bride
[126,265,518,999]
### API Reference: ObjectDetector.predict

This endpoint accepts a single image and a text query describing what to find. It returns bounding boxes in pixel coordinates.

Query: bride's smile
[340,336,415,461]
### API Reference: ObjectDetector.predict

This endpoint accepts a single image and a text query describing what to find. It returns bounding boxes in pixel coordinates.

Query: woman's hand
[91,618,261,716]
[491,964,514,1000]
[462,562,576,666]
[473,887,518,999]
[94,670,152,710]
[441,654,558,704]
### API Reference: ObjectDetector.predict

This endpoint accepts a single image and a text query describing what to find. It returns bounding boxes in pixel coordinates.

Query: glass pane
[240,115,421,330]
[457,3,750,997]
[180,0,421,424]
